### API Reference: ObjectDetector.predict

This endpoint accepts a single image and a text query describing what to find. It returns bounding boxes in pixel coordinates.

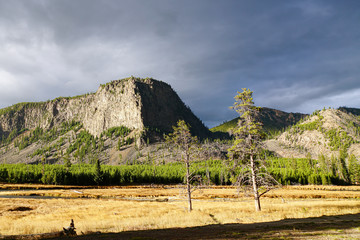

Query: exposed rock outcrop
[0,77,209,140]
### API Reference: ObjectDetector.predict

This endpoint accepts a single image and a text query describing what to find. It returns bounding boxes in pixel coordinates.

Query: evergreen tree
[338,148,350,183]
[228,88,279,211]
[318,154,328,173]
[93,159,103,185]
[348,154,360,184]
[64,154,72,171]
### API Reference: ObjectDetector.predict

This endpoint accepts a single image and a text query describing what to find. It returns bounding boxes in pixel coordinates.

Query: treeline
[1,155,359,186]
[267,155,360,185]
[0,160,231,186]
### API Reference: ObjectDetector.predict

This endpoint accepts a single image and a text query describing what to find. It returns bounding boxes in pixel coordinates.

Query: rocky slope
[0,77,210,164]
[211,107,307,134]
[265,108,360,159]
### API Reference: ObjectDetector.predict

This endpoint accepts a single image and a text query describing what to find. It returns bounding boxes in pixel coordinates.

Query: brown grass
[2,184,360,199]
[1,185,360,236]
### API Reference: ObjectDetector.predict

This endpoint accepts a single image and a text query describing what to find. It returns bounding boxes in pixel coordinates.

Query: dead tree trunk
[186,155,192,212]
[250,154,261,211]
[165,120,197,213]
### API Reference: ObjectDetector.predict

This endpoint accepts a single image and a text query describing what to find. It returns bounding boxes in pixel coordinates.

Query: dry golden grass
[2,184,360,199]
[1,185,360,236]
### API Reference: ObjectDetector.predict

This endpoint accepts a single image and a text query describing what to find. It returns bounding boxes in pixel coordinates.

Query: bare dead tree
[165,120,200,212]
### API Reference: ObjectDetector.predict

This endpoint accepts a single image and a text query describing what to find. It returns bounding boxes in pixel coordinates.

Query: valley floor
[0,185,360,239]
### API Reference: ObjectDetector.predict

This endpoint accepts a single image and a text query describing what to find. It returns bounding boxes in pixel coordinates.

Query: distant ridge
[211,107,307,134]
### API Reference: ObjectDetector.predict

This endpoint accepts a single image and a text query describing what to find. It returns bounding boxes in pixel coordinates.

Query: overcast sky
[1,0,360,128]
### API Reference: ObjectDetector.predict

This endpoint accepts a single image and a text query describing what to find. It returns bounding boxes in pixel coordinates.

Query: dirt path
[47,213,360,240]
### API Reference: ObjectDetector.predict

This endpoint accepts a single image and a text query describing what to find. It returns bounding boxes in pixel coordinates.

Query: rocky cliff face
[0,77,209,141]
[136,79,208,137]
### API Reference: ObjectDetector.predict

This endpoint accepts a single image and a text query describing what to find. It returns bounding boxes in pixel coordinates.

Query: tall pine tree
[228,88,279,211]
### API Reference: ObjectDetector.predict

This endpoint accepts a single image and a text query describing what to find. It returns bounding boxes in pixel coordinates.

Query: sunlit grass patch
[1,185,360,236]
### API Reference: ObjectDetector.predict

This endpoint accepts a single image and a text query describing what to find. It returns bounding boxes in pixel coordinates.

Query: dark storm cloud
[0,0,360,127]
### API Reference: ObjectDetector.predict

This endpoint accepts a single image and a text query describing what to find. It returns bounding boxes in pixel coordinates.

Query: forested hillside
[211,107,306,136]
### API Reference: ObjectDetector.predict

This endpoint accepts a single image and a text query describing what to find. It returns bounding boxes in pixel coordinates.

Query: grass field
[1,184,360,239]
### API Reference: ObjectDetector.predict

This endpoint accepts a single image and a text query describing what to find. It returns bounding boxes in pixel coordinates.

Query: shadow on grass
[5,213,360,240]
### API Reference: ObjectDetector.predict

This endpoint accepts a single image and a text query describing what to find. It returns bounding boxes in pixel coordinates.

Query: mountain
[0,77,210,164]
[211,107,307,134]
[265,108,360,159]
[0,77,209,139]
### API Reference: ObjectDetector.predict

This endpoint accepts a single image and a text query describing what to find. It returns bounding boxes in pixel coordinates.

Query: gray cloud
[0,0,360,128]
